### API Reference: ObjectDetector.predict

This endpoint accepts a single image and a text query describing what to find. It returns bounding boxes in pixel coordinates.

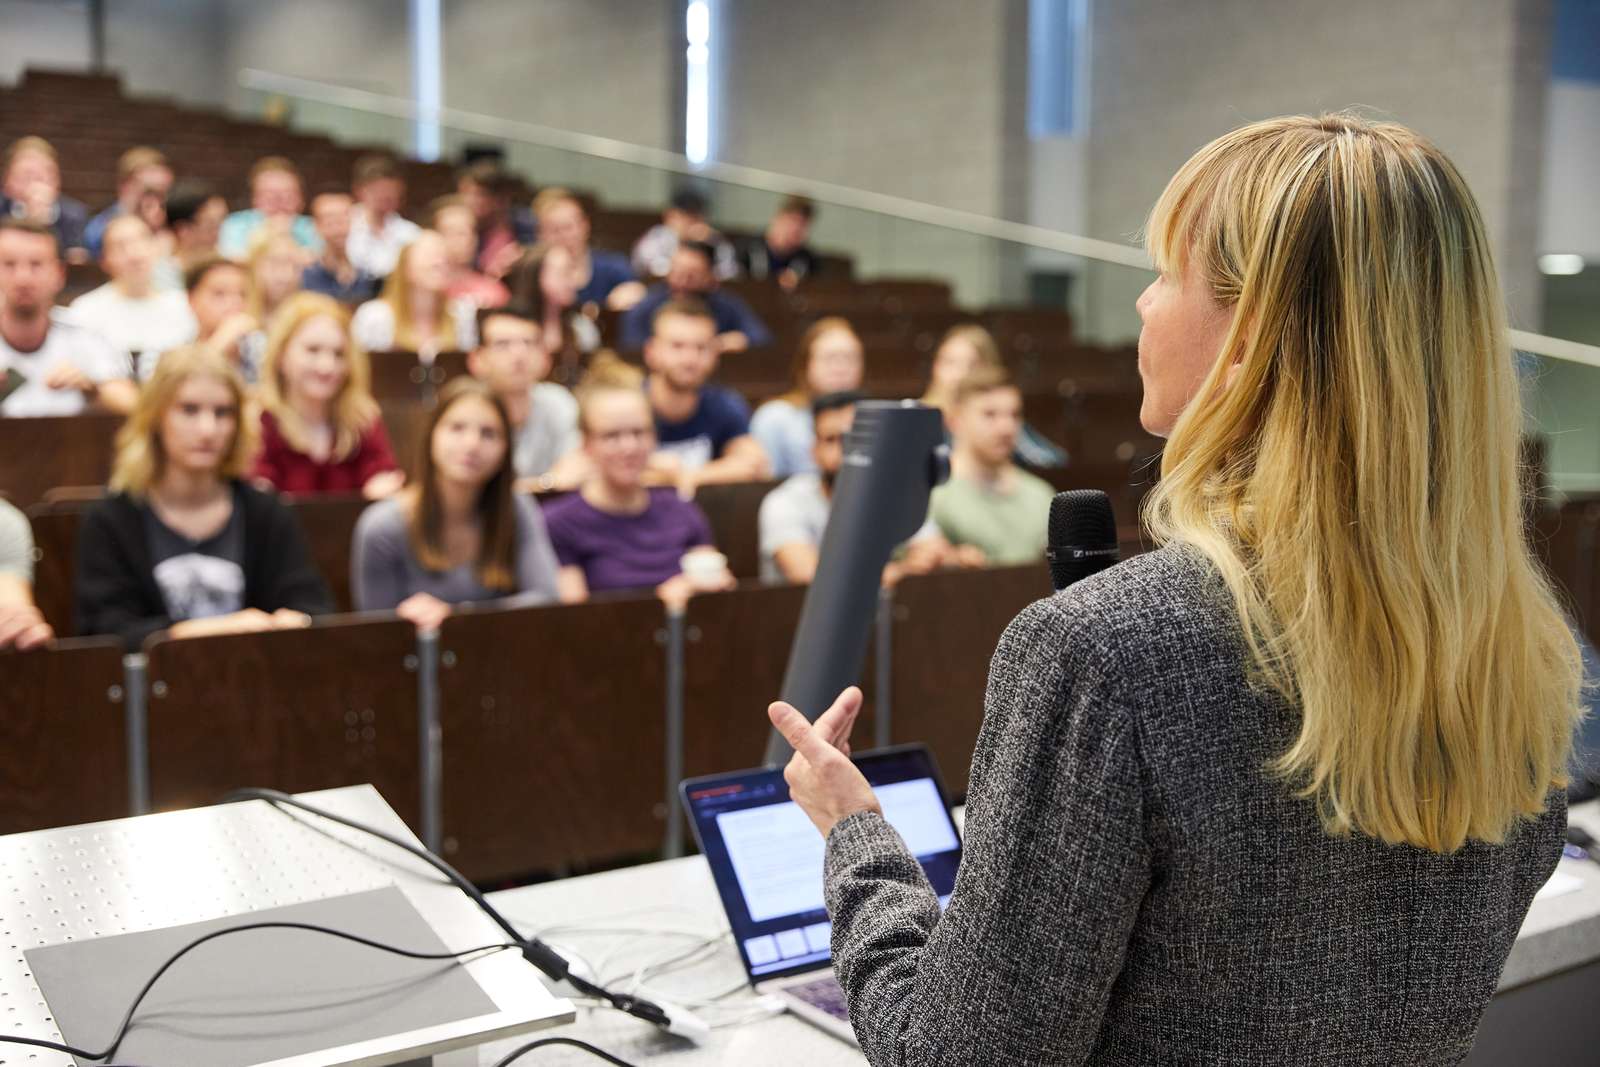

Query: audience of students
[642,298,769,492]
[464,306,582,491]
[252,292,403,498]
[736,196,819,289]
[927,364,1056,564]
[0,219,135,416]
[631,188,736,281]
[218,156,319,259]
[157,181,228,291]
[619,240,773,353]
[749,316,864,478]
[505,242,602,379]
[759,391,947,585]
[545,353,731,608]
[0,497,53,650]
[181,256,259,382]
[352,231,475,353]
[351,377,560,631]
[70,215,196,375]
[456,160,535,277]
[531,188,644,311]
[84,146,173,260]
[923,324,1068,468]
[302,191,381,305]
[75,345,333,649]
[346,154,420,278]
[1,136,89,259]
[432,196,510,308]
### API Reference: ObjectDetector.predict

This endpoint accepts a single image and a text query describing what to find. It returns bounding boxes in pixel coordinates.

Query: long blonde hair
[245,229,300,323]
[258,291,380,461]
[110,345,256,497]
[375,232,458,351]
[1142,113,1581,853]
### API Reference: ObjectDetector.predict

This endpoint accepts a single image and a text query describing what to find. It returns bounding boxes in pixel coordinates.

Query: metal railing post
[875,587,894,750]
[662,608,687,859]
[122,653,150,815]
[415,630,442,854]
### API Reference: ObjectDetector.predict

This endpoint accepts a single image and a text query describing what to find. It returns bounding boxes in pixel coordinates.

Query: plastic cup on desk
[681,548,731,591]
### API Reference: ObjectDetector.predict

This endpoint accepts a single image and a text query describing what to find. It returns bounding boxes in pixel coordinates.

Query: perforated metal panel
[0,785,571,1067]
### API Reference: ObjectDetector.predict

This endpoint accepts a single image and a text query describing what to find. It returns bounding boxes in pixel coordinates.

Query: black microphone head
[1047,489,1119,591]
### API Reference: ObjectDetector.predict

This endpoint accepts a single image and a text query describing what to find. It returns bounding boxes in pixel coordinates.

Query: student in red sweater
[252,291,405,498]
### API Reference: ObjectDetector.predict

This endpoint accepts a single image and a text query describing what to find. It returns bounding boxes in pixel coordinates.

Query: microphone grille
[1049,489,1117,548]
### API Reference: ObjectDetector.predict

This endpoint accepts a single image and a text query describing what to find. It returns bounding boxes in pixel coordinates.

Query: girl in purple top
[544,354,732,605]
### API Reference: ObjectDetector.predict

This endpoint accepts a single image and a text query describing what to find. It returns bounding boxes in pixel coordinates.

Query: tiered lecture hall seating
[4,69,1588,885]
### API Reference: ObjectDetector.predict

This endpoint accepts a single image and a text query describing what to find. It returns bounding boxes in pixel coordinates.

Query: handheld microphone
[1046,490,1120,591]
[764,400,949,766]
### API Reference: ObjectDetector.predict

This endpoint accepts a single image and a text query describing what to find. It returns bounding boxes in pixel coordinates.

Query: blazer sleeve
[823,597,1152,1066]
[253,494,335,616]
[73,501,173,651]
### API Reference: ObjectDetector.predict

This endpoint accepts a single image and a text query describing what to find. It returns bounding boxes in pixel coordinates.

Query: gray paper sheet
[26,886,501,1067]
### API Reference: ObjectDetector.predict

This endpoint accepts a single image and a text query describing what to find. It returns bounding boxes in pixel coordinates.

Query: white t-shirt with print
[0,311,130,417]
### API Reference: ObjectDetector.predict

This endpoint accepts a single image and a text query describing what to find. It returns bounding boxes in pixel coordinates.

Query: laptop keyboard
[787,974,850,1020]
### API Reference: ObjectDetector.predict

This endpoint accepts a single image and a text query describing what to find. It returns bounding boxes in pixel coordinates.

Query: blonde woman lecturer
[771,114,1583,1065]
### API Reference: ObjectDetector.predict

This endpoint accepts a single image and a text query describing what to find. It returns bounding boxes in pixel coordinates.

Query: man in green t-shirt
[928,365,1056,565]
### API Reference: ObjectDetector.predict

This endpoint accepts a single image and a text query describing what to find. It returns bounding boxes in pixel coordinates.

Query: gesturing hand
[768,686,881,837]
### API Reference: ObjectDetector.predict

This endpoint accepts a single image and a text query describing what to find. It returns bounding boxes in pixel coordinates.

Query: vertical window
[685,0,715,165]
[410,0,443,161]
[1028,0,1088,138]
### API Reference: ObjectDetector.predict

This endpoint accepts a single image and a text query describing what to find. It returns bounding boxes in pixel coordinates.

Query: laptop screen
[681,745,962,984]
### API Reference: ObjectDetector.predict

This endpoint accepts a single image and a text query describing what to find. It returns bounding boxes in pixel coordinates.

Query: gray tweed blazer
[824,543,1564,1066]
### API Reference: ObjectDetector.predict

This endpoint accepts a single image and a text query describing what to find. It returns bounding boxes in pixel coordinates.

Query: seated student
[252,292,403,499]
[760,391,950,586]
[218,156,320,259]
[69,215,196,374]
[465,305,582,492]
[346,154,420,278]
[0,136,89,259]
[504,242,602,381]
[0,498,53,650]
[156,181,228,291]
[642,298,769,493]
[630,188,737,281]
[923,323,1068,468]
[456,159,535,277]
[74,345,333,650]
[531,188,644,310]
[432,195,509,308]
[301,191,380,305]
[749,316,864,478]
[179,255,259,382]
[351,377,560,631]
[85,146,173,260]
[927,365,1056,565]
[248,229,306,335]
[352,231,476,353]
[735,195,819,289]
[544,354,731,608]
[0,219,136,416]
[619,240,773,353]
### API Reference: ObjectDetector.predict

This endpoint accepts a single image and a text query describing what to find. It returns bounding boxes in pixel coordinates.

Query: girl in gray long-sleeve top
[771,113,1584,1066]
[352,377,559,629]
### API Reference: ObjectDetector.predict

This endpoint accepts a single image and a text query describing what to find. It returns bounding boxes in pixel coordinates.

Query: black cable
[491,1035,640,1067]
[218,789,680,1032]
[0,920,515,1062]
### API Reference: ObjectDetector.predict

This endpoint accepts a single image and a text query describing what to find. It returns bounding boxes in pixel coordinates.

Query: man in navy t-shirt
[644,297,770,494]
[619,240,773,353]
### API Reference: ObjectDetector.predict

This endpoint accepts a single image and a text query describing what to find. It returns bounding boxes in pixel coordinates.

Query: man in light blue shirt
[217,156,320,260]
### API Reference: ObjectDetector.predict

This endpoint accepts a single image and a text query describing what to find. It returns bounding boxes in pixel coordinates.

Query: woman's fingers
[768,701,837,765]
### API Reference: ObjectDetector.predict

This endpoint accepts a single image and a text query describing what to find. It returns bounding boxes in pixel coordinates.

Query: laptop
[680,744,962,1044]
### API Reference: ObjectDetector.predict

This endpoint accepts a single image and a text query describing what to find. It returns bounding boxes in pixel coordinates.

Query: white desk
[472,802,1600,1066]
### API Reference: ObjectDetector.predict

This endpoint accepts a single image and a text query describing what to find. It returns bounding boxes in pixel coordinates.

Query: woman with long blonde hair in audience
[749,316,864,479]
[246,229,305,331]
[921,322,1068,467]
[351,230,476,354]
[543,352,730,610]
[351,376,558,632]
[75,345,332,650]
[773,114,1583,1064]
[252,291,403,498]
